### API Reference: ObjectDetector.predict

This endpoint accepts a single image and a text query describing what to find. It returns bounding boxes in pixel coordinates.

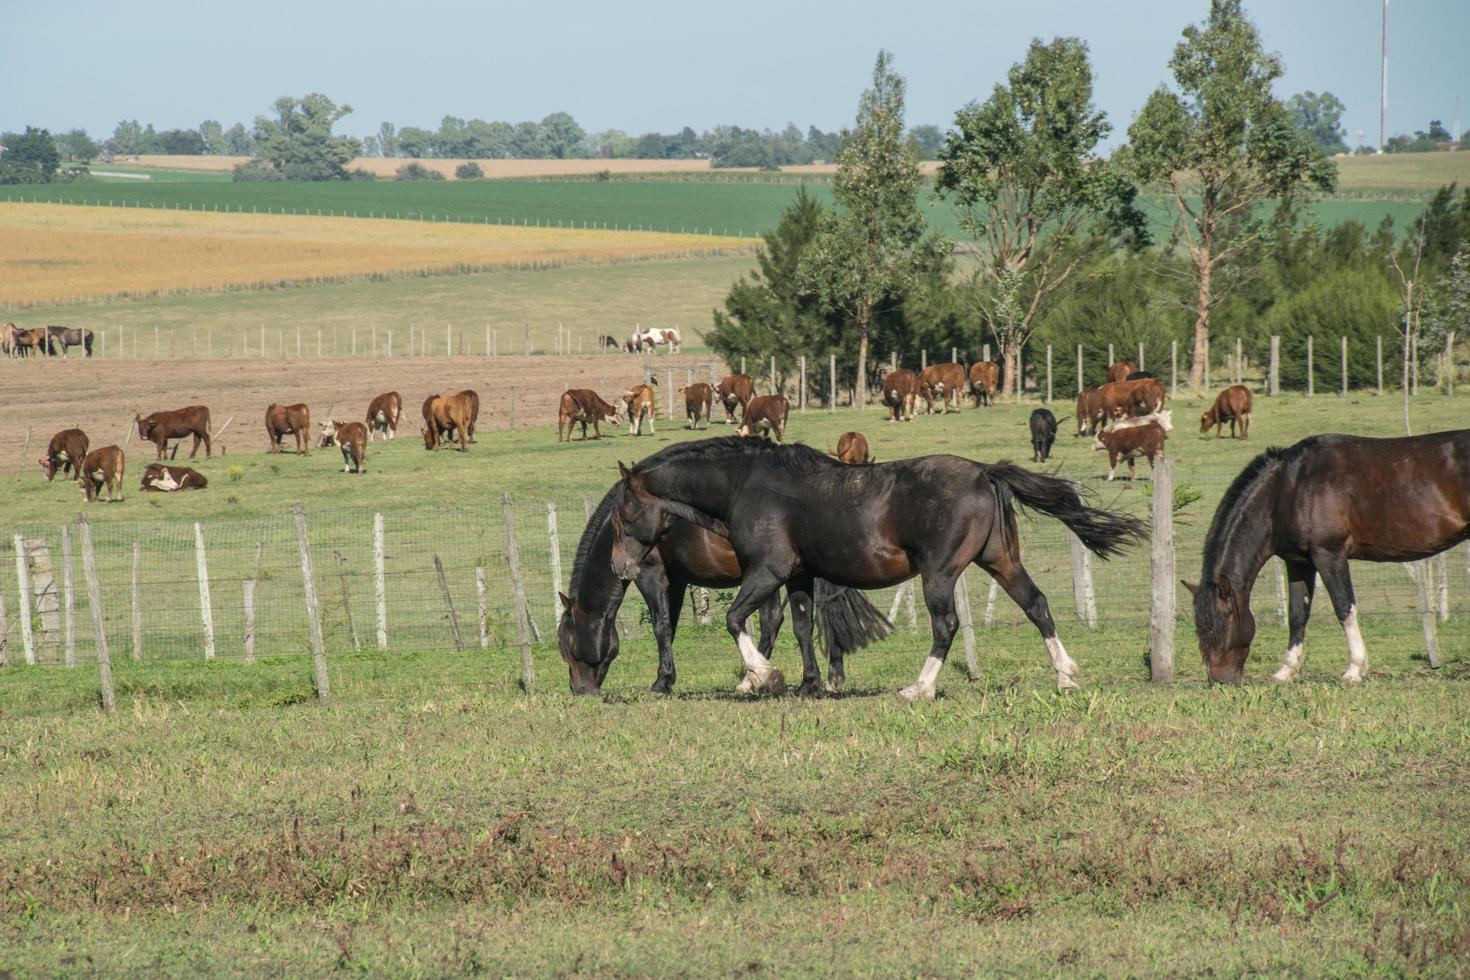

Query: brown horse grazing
[611,438,1144,699]
[560,483,890,695]
[1201,385,1253,439]
[1185,431,1470,686]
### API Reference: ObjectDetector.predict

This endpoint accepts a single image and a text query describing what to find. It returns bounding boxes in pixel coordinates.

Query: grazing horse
[44,326,92,357]
[1185,431,1470,686]
[611,438,1144,700]
[560,484,890,695]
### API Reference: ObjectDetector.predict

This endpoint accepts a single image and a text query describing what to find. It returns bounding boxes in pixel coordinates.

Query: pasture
[3,360,1469,972]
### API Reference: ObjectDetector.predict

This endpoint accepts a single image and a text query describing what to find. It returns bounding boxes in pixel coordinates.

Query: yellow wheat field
[0,204,750,305]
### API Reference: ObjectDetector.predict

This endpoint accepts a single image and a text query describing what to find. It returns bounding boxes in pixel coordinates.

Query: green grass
[4,390,1469,973]
[86,164,233,183]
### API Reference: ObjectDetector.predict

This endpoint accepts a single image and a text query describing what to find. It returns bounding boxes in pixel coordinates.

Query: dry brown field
[0,204,747,305]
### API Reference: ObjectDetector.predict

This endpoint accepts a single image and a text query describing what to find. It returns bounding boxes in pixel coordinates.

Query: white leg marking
[1045,636,1081,689]
[898,655,944,702]
[734,630,784,695]
[1342,605,1368,682]
[1272,642,1304,683]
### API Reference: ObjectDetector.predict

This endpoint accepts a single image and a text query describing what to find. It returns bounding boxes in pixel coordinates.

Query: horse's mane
[568,484,620,601]
[1200,445,1293,581]
[630,435,835,479]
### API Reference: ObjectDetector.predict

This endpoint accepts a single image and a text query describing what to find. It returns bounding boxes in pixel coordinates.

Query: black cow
[1029,408,1059,463]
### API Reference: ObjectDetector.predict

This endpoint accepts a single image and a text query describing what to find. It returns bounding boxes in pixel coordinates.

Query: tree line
[706,0,1470,402]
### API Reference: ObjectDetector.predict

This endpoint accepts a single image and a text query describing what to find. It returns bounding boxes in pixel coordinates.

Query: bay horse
[560,484,890,695]
[611,438,1144,700]
[1185,431,1470,685]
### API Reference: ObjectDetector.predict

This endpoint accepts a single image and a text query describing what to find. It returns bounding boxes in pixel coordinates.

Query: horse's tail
[814,579,891,658]
[984,462,1146,560]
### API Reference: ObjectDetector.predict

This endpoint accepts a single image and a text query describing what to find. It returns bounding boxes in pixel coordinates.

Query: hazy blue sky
[5,0,1466,149]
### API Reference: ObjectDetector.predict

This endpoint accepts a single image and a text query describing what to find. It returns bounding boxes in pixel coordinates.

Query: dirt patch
[0,352,717,473]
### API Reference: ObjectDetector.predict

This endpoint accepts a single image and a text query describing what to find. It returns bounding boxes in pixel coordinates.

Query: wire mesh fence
[1,467,1460,677]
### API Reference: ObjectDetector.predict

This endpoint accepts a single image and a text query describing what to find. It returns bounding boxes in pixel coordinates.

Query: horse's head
[1184,576,1256,684]
[557,591,617,695]
[610,463,670,581]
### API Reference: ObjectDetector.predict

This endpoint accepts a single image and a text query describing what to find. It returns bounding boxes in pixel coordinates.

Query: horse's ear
[617,461,633,485]
[558,592,572,611]
[1181,580,1199,596]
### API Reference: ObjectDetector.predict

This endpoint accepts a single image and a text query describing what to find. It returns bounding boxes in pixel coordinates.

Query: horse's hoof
[824,676,845,695]
[1270,667,1297,684]
[764,668,786,697]
[1341,671,1365,685]
[735,673,757,695]
[1056,674,1081,692]
[794,679,822,698]
[897,683,935,702]
[649,677,674,695]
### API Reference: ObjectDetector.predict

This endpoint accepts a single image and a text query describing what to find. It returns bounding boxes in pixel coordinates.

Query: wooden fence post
[954,572,979,681]
[194,522,215,659]
[1269,336,1280,396]
[0,595,7,667]
[75,516,115,714]
[921,349,928,372]
[242,579,256,663]
[666,369,674,419]
[1436,550,1449,621]
[433,555,464,652]
[476,567,490,648]
[1341,336,1349,396]
[1307,334,1314,396]
[502,492,535,694]
[1045,345,1053,403]
[1077,344,1084,395]
[1170,340,1178,402]
[1274,558,1288,626]
[373,513,387,650]
[1149,457,1175,682]
[61,524,75,668]
[292,505,331,703]
[1138,342,1145,371]
[1108,342,1114,365]
[333,550,360,653]
[131,540,142,660]
[1407,562,1441,669]
[523,321,531,356]
[13,535,34,665]
[770,355,777,395]
[1376,335,1383,395]
[1067,532,1097,628]
[547,502,563,614]
[829,353,836,412]
[800,355,807,411]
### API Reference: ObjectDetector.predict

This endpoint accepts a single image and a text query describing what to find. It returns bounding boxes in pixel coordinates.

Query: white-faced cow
[140,463,207,492]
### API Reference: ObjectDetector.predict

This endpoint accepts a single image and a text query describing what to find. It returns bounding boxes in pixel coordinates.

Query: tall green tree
[1285,91,1348,155]
[937,36,1145,398]
[539,112,586,159]
[0,127,60,183]
[801,51,942,406]
[249,93,361,180]
[199,120,225,155]
[54,128,99,163]
[1127,0,1336,389]
[111,119,144,156]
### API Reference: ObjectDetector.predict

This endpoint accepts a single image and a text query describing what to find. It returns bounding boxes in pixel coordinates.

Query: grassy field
[0,204,748,306]
[2,387,1469,973]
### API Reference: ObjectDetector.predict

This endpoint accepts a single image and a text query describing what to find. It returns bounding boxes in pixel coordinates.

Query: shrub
[394,162,445,181]
[454,161,483,180]
[232,159,284,182]
[347,167,377,181]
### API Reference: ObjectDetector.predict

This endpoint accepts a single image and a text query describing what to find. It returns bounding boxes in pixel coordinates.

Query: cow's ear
[558,592,572,611]
[1181,580,1199,596]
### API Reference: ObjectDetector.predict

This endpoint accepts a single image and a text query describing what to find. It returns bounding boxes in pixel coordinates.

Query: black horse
[611,438,1145,700]
[560,484,890,696]
[44,326,92,357]
[1186,431,1470,685]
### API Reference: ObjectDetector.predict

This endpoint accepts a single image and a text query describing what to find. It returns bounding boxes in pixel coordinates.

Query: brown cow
[140,463,207,492]
[135,406,212,459]
[265,403,311,454]
[968,361,1000,407]
[1201,385,1253,439]
[366,391,402,441]
[1075,388,1104,436]
[1097,377,1165,421]
[623,384,657,436]
[455,389,480,442]
[920,363,966,414]
[326,420,368,473]
[679,383,714,430]
[558,389,621,441]
[40,428,89,481]
[736,394,790,444]
[1107,360,1138,384]
[1093,420,1167,482]
[421,393,474,451]
[716,374,756,424]
[881,369,921,422]
[79,445,125,502]
[832,431,874,464]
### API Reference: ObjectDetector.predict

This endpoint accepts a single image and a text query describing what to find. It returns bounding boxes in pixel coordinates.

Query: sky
[4,0,1467,150]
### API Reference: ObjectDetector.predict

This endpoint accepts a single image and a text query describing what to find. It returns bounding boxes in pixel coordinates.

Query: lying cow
[558,389,621,441]
[265,403,311,454]
[140,463,207,492]
[80,445,125,502]
[969,361,1000,407]
[920,363,966,414]
[366,391,402,441]
[736,394,789,444]
[323,420,367,473]
[832,431,873,464]
[1093,413,1170,482]
[882,369,921,422]
[679,382,714,430]
[1029,408,1059,462]
[623,384,657,436]
[716,373,755,424]
[136,405,212,460]
[1107,360,1138,384]
[421,393,474,451]
[40,428,89,481]
[1201,385,1252,439]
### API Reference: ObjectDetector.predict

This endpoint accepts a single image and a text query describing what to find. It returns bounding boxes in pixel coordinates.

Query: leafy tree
[1126,0,1336,389]
[1285,91,1348,155]
[199,120,226,155]
[376,122,399,157]
[806,126,842,162]
[907,124,944,159]
[0,127,60,183]
[111,119,144,156]
[397,126,435,158]
[540,112,586,159]
[800,51,943,406]
[54,128,99,163]
[510,121,546,158]
[248,93,361,180]
[455,161,483,179]
[394,161,444,180]
[223,123,256,155]
[937,36,1146,398]
[157,128,207,154]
